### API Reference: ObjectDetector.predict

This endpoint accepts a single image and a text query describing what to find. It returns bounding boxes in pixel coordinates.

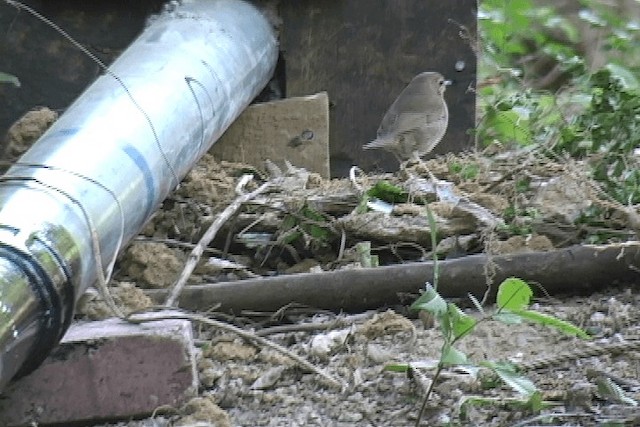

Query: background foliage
[478,0,640,206]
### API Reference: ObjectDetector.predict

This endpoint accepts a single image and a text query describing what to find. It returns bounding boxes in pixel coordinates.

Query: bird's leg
[408,152,438,182]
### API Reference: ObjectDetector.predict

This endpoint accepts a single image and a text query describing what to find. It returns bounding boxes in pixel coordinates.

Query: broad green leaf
[605,63,640,91]
[281,215,297,230]
[487,109,532,145]
[482,361,537,397]
[493,311,524,324]
[496,277,532,310]
[411,284,447,316]
[596,376,638,406]
[526,391,545,412]
[306,224,328,240]
[448,303,477,340]
[441,344,468,366]
[512,309,590,339]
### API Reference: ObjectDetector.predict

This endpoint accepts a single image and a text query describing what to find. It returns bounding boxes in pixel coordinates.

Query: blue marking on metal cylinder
[38,128,79,144]
[55,128,79,137]
[122,145,155,218]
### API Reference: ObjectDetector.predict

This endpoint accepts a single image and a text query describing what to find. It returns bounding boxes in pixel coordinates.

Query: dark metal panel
[280,0,477,176]
[0,1,164,141]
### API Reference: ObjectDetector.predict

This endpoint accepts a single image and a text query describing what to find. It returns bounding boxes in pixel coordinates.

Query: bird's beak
[444,80,453,86]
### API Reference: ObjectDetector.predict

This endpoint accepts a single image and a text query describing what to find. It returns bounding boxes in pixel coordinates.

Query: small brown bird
[363,71,450,163]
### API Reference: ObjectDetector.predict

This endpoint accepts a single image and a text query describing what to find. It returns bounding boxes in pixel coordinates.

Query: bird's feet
[400,157,438,182]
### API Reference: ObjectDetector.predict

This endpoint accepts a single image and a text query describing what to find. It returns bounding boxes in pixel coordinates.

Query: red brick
[0,316,197,426]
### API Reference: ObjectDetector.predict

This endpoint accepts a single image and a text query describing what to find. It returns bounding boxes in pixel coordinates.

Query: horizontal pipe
[0,0,277,391]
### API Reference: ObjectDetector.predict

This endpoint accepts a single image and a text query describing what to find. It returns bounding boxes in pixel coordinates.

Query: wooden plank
[210,92,330,177]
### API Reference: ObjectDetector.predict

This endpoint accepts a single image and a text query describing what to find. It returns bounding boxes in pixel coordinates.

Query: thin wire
[2,0,181,189]
[0,176,124,317]
[185,76,214,156]
[6,161,126,279]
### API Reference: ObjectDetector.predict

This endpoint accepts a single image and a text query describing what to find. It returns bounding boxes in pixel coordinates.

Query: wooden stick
[164,176,270,307]
[149,242,640,313]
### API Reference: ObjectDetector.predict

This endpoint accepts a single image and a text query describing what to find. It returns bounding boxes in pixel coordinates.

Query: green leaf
[526,391,545,412]
[441,344,469,366]
[486,108,532,145]
[365,180,408,204]
[0,72,20,87]
[306,224,327,239]
[482,360,537,397]
[281,215,297,231]
[383,363,409,373]
[281,230,302,245]
[300,205,329,240]
[493,311,524,325]
[605,63,640,91]
[579,9,606,27]
[596,376,638,406]
[411,283,447,316]
[496,277,533,310]
[448,303,477,340]
[512,309,591,339]
[383,359,438,373]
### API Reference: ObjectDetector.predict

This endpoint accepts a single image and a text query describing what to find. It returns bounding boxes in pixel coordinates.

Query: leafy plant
[448,160,480,181]
[555,67,640,205]
[500,205,539,236]
[279,203,332,248]
[479,0,640,226]
[386,277,589,424]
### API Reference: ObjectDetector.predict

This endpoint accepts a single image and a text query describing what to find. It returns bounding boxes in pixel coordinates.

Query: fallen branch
[147,242,640,313]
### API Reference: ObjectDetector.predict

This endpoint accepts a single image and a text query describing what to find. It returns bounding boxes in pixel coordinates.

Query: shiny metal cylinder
[0,0,277,391]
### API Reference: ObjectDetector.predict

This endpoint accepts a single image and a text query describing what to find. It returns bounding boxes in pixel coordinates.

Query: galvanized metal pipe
[0,0,277,391]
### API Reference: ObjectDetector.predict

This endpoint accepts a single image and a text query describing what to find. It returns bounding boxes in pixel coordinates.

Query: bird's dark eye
[439,79,444,85]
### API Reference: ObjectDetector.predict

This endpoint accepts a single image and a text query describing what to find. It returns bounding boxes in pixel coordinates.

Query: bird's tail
[363,136,395,151]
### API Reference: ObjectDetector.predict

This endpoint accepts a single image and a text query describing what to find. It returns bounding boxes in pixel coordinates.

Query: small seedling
[386,277,589,425]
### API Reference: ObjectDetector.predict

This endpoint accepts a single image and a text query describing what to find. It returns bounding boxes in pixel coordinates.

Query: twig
[415,364,443,427]
[349,166,366,193]
[255,311,376,336]
[126,308,346,390]
[165,175,270,307]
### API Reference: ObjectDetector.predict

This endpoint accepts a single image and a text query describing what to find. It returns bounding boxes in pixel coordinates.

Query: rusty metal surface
[280,0,477,176]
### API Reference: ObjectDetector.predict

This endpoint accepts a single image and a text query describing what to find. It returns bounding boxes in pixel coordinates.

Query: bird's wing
[378,87,445,135]
[377,110,425,138]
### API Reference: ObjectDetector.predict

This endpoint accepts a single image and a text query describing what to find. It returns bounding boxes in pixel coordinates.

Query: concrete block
[210,92,330,177]
[0,316,197,426]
